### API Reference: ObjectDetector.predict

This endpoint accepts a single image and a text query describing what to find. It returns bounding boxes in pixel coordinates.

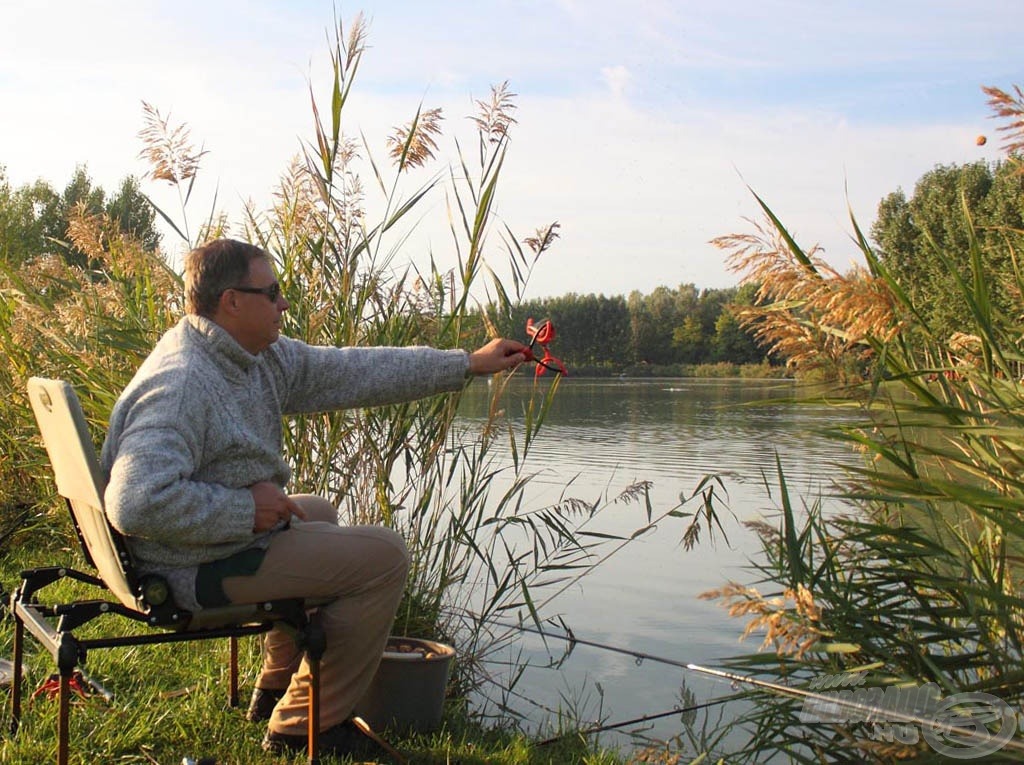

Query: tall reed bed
[0,14,717,757]
[698,90,1024,762]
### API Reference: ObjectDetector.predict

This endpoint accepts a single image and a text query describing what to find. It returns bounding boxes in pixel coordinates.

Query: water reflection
[459,379,858,510]
[455,378,864,754]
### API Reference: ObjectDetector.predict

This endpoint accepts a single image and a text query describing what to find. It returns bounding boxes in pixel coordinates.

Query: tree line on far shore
[0,163,775,376]
[483,283,769,376]
[6,155,1023,377]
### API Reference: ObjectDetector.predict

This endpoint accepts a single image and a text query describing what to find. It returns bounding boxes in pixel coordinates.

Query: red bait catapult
[524,318,567,378]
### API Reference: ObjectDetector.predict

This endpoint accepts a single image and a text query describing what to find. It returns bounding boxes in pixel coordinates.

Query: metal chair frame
[11,377,329,764]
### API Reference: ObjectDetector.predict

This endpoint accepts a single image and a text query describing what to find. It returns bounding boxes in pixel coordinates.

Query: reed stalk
[0,14,719,761]
[701,88,1024,762]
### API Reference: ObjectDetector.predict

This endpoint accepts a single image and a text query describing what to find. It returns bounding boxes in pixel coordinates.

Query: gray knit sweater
[100,314,469,608]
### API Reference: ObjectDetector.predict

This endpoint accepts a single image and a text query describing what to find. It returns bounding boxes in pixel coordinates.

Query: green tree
[712,283,764,363]
[871,159,1024,339]
[694,287,735,362]
[629,286,685,365]
[712,309,759,362]
[550,293,631,367]
[106,176,161,252]
[0,168,58,265]
[0,166,161,269]
[672,314,704,363]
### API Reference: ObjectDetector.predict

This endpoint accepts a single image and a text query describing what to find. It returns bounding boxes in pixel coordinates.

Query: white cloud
[601,65,631,99]
[0,0,1017,299]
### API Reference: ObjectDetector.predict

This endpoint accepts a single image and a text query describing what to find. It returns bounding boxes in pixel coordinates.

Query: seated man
[100,238,527,756]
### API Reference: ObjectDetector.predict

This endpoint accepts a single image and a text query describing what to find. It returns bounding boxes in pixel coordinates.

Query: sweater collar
[184,314,260,372]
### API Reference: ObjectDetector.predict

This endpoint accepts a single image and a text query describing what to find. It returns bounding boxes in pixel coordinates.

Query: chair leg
[57,671,71,765]
[305,612,326,765]
[228,636,239,707]
[10,616,23,736]
[308,656,320,765]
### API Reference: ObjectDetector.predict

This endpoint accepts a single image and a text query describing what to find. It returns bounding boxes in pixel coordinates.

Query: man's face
[232,257,289,354]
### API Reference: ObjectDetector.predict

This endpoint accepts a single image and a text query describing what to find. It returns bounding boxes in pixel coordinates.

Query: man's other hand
[251,481,308,532]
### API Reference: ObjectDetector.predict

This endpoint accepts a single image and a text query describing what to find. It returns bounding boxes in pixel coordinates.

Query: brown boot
[244,687,284,723]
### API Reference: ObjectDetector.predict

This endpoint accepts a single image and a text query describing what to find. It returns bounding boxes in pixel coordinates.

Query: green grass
[0,534,627,765]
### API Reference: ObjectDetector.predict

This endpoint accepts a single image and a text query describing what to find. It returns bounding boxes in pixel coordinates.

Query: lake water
[453,377,864,756]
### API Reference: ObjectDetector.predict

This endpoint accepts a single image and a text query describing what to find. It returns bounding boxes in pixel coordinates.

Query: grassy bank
[0,536,614,765]
[0,536,621,764]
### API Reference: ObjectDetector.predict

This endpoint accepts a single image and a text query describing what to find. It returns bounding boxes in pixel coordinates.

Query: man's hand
[468,338,530,375]
[251,481,307,533]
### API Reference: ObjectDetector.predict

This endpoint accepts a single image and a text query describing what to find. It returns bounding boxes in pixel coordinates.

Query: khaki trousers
[222,494,409,736]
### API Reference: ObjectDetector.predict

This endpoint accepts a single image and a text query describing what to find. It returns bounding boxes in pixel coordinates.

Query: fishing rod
[534,697,738,747]
[469,659,735,749]
[482,616,1024,755]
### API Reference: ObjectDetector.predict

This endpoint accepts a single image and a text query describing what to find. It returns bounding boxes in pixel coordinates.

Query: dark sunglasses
[228,282,281,302]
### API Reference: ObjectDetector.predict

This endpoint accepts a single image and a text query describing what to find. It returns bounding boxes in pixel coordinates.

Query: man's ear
[216,288,242,318]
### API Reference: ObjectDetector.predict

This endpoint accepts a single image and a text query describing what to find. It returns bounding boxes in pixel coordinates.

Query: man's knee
[374,526,411,577]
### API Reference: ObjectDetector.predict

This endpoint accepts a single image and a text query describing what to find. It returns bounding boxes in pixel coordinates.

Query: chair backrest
[27,377,141,610]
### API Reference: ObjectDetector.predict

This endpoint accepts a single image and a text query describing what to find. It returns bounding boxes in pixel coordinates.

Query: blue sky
[2,1,1021,298]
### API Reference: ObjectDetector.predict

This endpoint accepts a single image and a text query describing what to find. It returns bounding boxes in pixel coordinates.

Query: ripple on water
[456,379,862,749]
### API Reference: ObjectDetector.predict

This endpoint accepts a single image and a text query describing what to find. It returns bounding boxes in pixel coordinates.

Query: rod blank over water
[494,618,1024,755]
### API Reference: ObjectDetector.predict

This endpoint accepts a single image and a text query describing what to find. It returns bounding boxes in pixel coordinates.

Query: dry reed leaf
[159,686,195,699]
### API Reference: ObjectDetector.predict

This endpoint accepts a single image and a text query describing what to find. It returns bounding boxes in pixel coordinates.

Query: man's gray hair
[184,239,269,317]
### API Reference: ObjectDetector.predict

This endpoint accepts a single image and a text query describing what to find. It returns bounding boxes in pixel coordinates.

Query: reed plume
[387,107,444,170]
[472,80,518,143]
[524,222,561,256]
[983,84,1024,159]
[714,216,901,383]
[700,582,823,658]
[137,101,207,185]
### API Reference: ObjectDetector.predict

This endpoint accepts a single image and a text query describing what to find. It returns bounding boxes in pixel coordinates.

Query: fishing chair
[11,378,332,765]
